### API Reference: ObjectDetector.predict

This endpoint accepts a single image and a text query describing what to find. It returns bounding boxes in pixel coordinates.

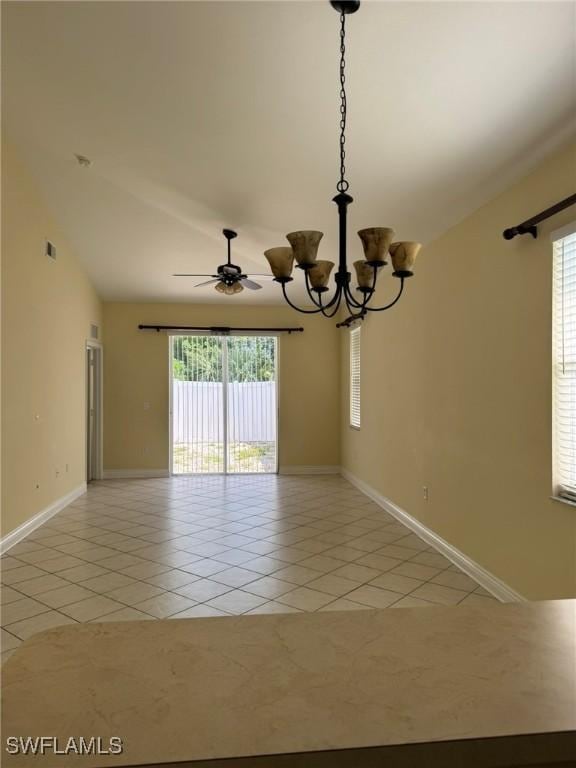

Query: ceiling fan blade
[240,278,263,290]
[194,278,221,287]
[172,274,218,277]
[245,274,274,279]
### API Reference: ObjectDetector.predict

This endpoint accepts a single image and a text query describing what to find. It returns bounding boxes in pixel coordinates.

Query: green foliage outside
[172,336,275,382]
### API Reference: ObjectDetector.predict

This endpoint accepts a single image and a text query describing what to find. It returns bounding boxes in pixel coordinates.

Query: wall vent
[45,240,56,260]
[90,324,99,340]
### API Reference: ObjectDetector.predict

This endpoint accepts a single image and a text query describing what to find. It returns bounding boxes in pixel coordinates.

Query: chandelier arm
[344,291,365,311]
[343,279,370,309]
[319,289,344,318]
[368,263,379,294]
[343,283,364,309]
[303,275,324,308]
[280,282,327,314]
[346,263,379,310]
[350,281,378,311]
[304,271,342,310]
[364,277,405,312]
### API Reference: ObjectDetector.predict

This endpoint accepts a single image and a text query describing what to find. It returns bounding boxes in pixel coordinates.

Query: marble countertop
[2,600,575,767]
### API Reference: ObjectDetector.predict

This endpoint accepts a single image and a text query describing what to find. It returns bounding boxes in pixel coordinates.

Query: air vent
[45,240,56,260]
[90,324,99,340]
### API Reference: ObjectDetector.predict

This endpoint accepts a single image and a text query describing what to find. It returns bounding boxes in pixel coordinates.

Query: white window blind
[553,227,576,501]
[350,327,361,429]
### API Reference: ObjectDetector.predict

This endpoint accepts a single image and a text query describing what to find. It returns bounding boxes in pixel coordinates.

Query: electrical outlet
[423,485,429,501]
[55,469,60,478]
[143,402,150,411]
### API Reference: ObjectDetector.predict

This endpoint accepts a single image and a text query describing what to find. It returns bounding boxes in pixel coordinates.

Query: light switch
[143,402,150,410]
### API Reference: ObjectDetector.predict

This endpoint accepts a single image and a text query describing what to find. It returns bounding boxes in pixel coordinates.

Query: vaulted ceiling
[3,1,575,303]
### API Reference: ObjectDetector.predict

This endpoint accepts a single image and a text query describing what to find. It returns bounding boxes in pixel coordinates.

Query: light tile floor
[1,474,496,663]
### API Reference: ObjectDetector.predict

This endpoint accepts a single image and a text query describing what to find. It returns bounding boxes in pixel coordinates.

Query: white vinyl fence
[171,380,277,474]
[172,381,276,442]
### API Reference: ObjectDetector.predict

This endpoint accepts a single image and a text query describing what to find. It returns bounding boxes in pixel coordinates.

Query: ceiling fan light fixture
[216,282,243,295]
[264,1,422,326]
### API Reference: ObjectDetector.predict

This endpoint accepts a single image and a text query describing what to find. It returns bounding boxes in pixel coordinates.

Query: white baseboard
[0,483,87,555]
[279,465,341,475]
[103,469,170,479]
[341,468,525,604]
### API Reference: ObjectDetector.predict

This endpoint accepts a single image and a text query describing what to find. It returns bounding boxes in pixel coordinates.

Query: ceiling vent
[45,240,56,260]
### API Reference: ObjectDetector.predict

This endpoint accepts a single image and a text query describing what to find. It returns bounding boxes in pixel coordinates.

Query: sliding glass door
[170,335,278,475]
[226,336,278,473]
[171,335,225,473]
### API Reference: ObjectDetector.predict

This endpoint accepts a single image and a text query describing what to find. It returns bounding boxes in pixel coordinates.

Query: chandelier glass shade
[264,0,422,327]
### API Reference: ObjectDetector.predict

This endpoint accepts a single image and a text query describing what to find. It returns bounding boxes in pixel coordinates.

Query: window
[553,224,576,501]
[350,327,361,429]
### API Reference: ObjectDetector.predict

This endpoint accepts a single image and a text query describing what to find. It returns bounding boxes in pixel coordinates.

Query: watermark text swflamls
[6,736,123,756]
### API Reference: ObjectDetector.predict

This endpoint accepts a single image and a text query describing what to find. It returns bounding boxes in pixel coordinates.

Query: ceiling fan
[173,229,270,295]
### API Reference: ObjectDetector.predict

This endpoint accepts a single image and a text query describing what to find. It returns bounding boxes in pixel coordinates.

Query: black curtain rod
[138,324,304,334]
[503,193,576,240]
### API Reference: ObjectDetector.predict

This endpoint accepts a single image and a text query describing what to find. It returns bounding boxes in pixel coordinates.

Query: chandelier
[264,0,422,327]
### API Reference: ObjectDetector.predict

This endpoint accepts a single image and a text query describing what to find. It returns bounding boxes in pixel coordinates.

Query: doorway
[170,335,278,475]
[86,343,102,482]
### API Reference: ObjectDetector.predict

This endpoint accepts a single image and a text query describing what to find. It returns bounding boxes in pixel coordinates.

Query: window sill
[550,495,576,508]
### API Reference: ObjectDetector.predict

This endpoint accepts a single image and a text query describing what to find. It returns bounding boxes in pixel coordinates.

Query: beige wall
[1,140,102,536]
[103,303,340,472]
[341,141,576,600]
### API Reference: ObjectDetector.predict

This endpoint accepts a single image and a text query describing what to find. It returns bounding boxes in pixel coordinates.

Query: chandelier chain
[337,11,349,193]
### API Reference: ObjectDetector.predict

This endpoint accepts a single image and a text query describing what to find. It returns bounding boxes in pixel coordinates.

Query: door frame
[86,340,103,481]
[168,332,280,476]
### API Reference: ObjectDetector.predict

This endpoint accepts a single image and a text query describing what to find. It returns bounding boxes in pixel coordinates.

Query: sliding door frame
[222,338,229,475]
[168,336,175,477]
[168,332,280,476]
